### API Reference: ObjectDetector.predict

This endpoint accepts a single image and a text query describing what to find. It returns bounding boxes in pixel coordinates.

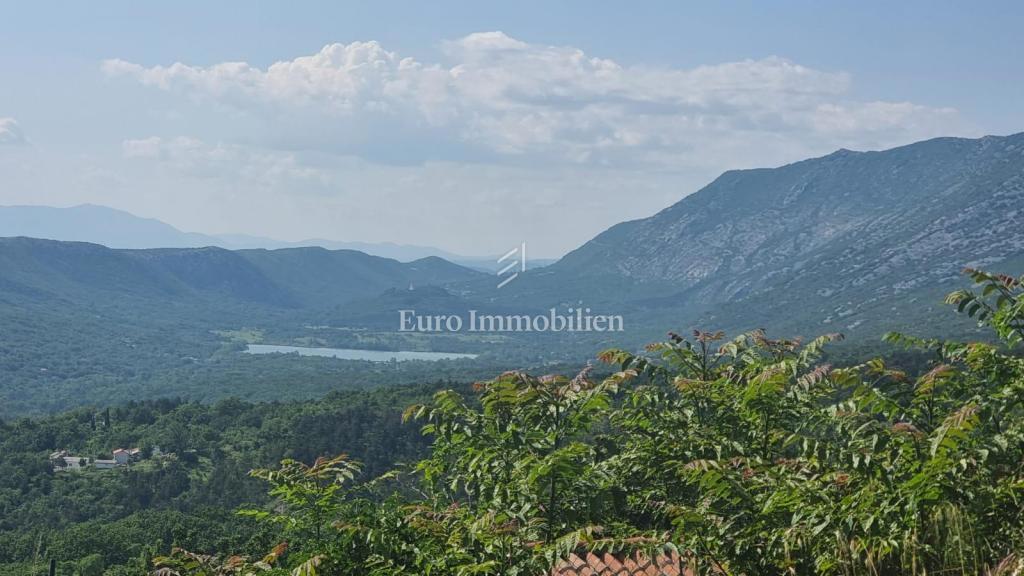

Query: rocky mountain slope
[491,133,1024,340]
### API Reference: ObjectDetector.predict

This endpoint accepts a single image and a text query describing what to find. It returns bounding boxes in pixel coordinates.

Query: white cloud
[103,42,419,114]
[89,33,981,256]
[102,32,970,169]
[0,117,26,145]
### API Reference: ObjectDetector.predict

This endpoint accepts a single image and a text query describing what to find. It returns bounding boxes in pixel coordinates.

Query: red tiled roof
[551,551,690,576]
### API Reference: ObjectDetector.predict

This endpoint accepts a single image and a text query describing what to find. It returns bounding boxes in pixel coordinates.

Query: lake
[245,344,478,362]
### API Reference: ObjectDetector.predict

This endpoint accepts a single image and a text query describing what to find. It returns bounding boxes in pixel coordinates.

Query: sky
[1,1,1021,258]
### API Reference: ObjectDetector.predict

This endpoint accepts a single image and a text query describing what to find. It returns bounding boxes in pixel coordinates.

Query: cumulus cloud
[0,117,26,145]
[102,32,969,169]
[105,31,974,170]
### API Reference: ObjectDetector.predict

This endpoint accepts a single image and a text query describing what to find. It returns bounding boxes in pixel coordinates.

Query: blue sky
[1,1,1021,257]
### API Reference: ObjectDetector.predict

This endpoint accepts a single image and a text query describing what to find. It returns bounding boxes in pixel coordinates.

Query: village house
[51,447,143,472]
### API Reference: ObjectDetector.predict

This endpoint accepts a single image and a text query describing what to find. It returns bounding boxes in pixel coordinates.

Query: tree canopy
[150,268,1024,575]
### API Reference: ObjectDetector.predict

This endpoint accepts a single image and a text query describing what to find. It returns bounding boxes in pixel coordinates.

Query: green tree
[153,268,1024,575]
[240,455,361,551]
[77,553,103,576]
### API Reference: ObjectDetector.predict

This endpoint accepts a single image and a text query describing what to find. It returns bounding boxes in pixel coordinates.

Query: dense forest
[0,238,611,419]
[0,383,456,575]
[2,268,1023,575]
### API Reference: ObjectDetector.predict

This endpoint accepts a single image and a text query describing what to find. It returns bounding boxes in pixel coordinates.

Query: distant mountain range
[0,204,217,249]
[0,203,539,267]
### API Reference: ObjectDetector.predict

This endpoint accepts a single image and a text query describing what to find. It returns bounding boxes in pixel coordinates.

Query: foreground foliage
[149,269,1024,575]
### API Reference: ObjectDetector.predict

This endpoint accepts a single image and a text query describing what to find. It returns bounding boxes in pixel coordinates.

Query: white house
[93,459,118,470]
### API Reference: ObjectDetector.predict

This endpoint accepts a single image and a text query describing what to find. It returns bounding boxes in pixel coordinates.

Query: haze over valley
[3,132,1022,417]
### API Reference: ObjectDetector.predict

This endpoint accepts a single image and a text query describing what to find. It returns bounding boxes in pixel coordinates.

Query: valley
[2,132,1024,575]
[4,133,1024,419]
[6,8,1024,573]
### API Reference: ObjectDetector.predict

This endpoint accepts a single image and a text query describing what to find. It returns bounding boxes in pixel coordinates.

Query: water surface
[245,344,477,362]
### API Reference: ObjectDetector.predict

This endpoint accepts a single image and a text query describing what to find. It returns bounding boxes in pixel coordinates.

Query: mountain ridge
[0,236,485,311]
[526,131,1024,337]
[0,204,482,263]
[2,132,1023,416]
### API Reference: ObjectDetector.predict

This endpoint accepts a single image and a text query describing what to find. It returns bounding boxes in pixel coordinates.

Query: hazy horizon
[3,129,1021,259]
[2,1,1022,258]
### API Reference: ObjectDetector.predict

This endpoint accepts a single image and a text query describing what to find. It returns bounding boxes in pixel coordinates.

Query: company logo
[496,241,527,288]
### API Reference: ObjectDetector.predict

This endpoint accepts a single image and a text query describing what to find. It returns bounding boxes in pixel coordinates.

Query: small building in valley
[51,447,143,472]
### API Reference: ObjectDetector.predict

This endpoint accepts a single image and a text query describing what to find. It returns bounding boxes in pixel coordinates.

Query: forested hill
[0,238,483,310]
[488,132,1024,339]
[0,239,492,417]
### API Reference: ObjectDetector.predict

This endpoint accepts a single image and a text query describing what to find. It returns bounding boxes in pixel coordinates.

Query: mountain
[483,133,1024,340]
[4,132,1024,416]
[0,204,219,249]
[0,204,484,263]
[213,233,471,263]
[6,134,1023,342]
[0,238,483,311]
[235,249,484,307]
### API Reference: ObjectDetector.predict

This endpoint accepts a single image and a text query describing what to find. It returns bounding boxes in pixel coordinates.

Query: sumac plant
[159,269,1024,575]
